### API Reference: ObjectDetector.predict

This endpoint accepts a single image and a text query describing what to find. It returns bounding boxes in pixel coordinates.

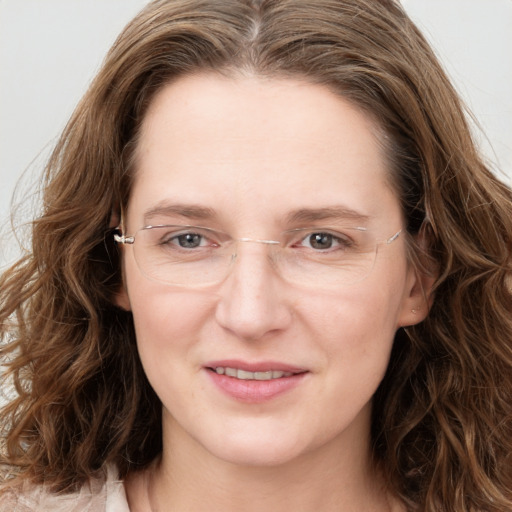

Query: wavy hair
[1,0,512,509]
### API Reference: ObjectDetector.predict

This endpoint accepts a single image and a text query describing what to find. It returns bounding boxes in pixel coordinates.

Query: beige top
[0,465,130,512]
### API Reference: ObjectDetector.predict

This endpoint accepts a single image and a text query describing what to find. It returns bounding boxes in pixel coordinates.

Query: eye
[308,233,334,250]
[172,232,206,249]
[297,231,354,251]
[155,228,219,249]
[143,225,226,254]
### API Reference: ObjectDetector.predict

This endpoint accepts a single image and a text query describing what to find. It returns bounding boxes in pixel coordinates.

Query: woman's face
[118,73,426,468]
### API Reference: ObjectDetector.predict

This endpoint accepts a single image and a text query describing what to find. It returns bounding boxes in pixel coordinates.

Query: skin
[117,72,431,511]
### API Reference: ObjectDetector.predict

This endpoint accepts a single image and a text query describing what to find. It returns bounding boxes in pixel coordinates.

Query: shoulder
[0,464,130,512]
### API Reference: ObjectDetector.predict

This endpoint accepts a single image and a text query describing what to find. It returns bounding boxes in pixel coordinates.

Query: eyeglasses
[114,224,401,288]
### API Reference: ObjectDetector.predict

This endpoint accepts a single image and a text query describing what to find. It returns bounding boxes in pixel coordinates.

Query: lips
[206,360,306,378]
[204,360,308,402]
[213,367,295,380]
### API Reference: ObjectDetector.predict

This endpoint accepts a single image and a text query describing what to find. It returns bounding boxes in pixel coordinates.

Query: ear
[397,263,436,328]
[397,223,439,327]
[112,239,132,311]
[114,284,132,311]
[109,207,121,229]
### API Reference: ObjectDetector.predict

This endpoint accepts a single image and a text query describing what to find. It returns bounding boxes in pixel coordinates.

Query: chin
[210,440,303,468]
[193,422,310,468]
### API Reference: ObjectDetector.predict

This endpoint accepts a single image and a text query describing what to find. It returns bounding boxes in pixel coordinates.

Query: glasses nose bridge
[229,236,282,269]
[236,237,280,246]
[234,237,281,256]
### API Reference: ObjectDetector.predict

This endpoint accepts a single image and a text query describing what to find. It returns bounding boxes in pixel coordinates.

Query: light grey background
[1,0,511,268]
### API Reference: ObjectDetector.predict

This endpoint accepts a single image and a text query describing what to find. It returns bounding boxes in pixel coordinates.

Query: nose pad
[214,242,292,341]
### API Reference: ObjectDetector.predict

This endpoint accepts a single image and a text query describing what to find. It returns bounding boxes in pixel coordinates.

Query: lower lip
[205,369,307,403]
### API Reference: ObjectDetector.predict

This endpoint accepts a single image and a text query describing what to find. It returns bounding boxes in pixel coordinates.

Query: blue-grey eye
[175,233,203,248]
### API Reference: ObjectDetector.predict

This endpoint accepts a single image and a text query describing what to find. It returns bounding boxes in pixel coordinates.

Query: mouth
[209,367,297,380]
[204,361,308,402]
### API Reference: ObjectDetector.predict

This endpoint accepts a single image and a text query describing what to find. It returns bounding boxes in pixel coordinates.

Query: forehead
[128,73,400,230]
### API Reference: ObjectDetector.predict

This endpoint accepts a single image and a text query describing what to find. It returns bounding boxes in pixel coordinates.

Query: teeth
[214,367,294,380]
[254,371,272,380]
[237,369,254,380]
[225,367,237,377]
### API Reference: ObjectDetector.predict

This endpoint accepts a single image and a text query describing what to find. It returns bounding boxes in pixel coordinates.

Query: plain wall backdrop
[1,0,511,267]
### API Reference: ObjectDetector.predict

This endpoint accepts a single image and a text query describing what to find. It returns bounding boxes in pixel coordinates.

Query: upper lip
[204,359,308,374]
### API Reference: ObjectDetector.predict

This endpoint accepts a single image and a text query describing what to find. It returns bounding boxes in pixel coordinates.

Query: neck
[127,409,399,512]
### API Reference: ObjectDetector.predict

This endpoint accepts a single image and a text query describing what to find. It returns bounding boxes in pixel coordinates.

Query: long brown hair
[1,0,511,509]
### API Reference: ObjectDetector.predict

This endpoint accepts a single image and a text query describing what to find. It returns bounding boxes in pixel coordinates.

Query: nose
[214,242,292,341]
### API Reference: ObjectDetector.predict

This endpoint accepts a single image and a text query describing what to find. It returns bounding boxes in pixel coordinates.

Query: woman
[1,0,511,510]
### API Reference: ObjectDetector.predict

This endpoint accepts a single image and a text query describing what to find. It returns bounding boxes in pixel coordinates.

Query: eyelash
[158,229,355,251]
[296,231,353,251]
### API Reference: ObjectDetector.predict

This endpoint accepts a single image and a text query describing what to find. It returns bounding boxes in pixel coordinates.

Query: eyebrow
[143,202,217,225]
[284,207,370,225]
[142,202,370,226]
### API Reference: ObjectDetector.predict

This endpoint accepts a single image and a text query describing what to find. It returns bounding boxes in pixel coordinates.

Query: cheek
[126,282,217,414]
[131,291,211,350]
[296,273,407,386]
[123,257,213,363]
[304,286,402,346]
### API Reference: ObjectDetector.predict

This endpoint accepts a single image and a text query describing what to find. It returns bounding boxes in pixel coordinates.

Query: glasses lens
[134,225,232,286]
[276,227,378,288]
[132,225,387,288]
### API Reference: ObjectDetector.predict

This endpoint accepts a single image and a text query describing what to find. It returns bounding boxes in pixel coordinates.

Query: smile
[214,367,294,380]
